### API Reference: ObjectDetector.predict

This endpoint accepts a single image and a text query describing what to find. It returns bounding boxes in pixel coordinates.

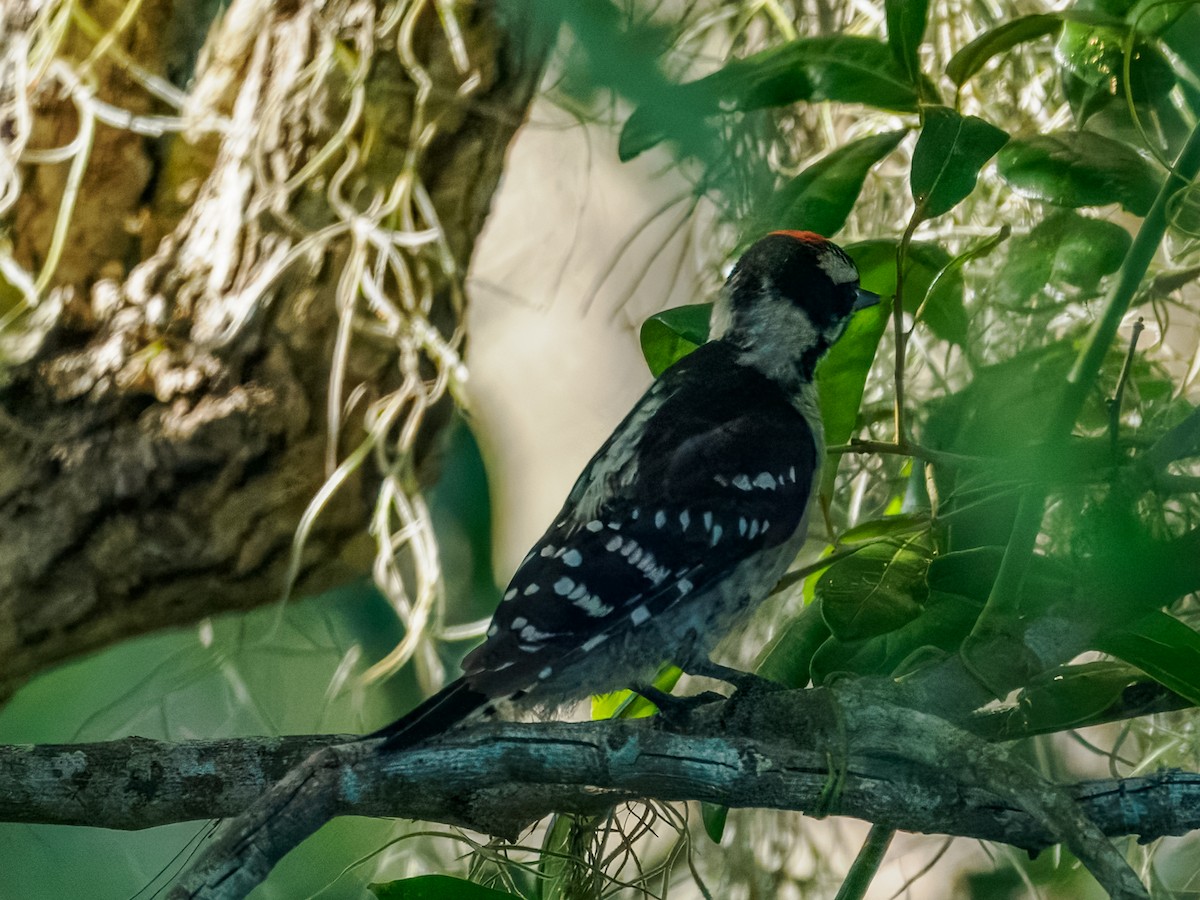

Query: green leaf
[817,534,933,641]
[946,14,1064,86]
[845,239,968,345]
[815,239,965,501]
[991,210,1132,307]
[621,36,934,160]
[810,589,980,681]
[698,36,935,112]
[1015,661,1152,734]
[1056,19,1177,105]
[1095,610,1200,705]
[816,301,889,500]
[701,802,729,843]
[638,303,710,376]
[755,600,831,688]
[995,131,1162,215]
[370,875,520,900]
[886,0,929,84]
[761,131,906,239]
[910,106,1009,218]
[840,513,931,544]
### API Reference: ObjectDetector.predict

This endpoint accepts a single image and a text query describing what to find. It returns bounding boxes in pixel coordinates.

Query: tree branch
[2,690,1195,899]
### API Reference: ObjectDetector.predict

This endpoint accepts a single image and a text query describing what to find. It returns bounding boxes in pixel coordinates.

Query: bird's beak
[853,287,881,311]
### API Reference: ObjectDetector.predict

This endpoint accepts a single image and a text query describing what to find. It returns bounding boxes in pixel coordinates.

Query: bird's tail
[368,677,491,751]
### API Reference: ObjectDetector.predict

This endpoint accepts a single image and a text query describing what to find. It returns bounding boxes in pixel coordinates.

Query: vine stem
[893,206,925,443]
[969,121,1200,649]
[834,825,895,900]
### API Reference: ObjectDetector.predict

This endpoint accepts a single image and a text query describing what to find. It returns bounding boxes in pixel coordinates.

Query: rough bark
[0,687,1183,900]
[0,0,545,699]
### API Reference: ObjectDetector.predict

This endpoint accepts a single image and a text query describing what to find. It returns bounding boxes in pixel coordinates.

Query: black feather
[369,677,490,751]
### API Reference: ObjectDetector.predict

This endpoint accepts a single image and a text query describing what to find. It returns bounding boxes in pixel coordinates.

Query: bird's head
[711,231,879,384]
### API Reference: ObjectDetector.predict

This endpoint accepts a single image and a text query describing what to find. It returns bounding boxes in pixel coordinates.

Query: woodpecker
[371,230,878,750]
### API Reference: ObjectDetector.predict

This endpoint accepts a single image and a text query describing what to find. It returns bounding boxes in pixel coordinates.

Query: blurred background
[2,0,1200,897]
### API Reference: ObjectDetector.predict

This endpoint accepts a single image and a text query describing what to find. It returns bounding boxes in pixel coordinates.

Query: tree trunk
[0,0,545,699]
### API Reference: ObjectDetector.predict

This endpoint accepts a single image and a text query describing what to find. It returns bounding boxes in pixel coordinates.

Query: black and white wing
[463,341,820,697]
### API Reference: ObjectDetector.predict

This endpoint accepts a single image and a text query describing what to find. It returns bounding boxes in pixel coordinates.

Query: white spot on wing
[487,624,498,637]
[582,633,609,651]
[511,616,527,629]
[524,584,539,595]
[703,511,713,531]
[739,517,747,536]
[562,549,583,567]
[540,545,555,558]
[568,582,588,601]
[754,472,776,490]
[654,510,666,529]
[586,520,604,532]
[504,588,517,601]
[575,593,613,617]
[679,510,690,530]
[554,577,574,595]
[732,474,752,491]
[711,524,723,546]
[678,579,693,594]
[606,535,623,552]
[788,466,797,482]
[630,605,651,626]
[539,666,553,679]
[748,519,760,539]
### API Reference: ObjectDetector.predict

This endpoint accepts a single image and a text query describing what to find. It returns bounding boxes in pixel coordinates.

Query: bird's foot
[634,685,726,730]
[683,659,785,697]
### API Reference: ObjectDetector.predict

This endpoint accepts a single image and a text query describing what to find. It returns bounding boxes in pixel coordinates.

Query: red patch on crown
[769,230,828,243]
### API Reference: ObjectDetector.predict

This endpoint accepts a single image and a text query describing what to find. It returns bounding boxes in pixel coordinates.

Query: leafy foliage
[630,0,1200,808]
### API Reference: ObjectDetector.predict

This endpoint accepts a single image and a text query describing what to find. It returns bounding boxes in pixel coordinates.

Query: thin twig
[1108,317,1145,452]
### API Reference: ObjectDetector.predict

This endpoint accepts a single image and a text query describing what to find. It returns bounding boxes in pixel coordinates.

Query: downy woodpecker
[372,230,878,749]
